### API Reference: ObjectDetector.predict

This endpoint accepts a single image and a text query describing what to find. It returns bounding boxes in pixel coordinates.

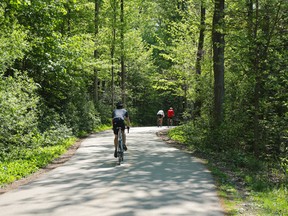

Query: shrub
[0,72,39,158]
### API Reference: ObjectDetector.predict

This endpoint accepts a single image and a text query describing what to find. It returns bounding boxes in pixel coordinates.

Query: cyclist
[167,107,175,127]
[112,101,131,158]
[157,109,165,127]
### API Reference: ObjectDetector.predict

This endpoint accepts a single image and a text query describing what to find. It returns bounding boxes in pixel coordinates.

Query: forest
[0,0,287,214]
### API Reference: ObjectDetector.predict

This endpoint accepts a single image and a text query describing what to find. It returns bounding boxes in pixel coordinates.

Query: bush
[168,120,208,150]
[41,124,73,147]
[63,99,101,136]
[0,72,39,158]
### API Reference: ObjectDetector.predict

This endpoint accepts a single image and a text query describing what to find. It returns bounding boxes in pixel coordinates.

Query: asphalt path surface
[0,127,224,216]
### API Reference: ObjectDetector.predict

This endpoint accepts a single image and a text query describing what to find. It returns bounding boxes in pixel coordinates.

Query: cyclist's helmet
[116,101,123,108]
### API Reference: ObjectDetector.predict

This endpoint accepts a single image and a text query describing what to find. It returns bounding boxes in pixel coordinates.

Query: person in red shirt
[167,107,175,127]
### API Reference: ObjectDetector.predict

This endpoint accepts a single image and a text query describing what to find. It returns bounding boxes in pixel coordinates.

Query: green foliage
[41,124,73,147]
[0,72,39,155]
[0,160,37,184]
[0,137,76,186]
[0,3,286,214]
[168,129,186,143]
[253,186,288,216]
[208,165,241,214]
[97,101,113,124]
[168,123,287,214]
[0,23,30,73]
[123,29,159,125]
[168,120,208,150]
[75,100,101,134]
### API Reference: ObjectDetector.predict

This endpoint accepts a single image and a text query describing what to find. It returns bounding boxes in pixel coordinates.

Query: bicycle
[116,126,129,165]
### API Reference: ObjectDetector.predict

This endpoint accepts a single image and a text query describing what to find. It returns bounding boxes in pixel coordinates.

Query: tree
[110,0,117,107]
[93,0,101,105]
[194,0,206,118]
[212,0,225,127]
[120,0,126,105]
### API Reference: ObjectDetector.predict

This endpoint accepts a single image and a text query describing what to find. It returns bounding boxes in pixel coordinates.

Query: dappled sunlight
[0,127,224,216]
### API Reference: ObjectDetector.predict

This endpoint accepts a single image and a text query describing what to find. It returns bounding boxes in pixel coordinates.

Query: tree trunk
[93,0,101,105]
[194,2,206,118]
[212,0,225,127]
[111,0,117,107]
[120,0,126,105]
[251,0,260,154]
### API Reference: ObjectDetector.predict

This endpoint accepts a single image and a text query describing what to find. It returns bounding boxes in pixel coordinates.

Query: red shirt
[167,109,174,118]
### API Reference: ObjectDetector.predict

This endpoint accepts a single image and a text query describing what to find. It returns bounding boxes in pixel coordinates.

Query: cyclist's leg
[157,115,161,127]
[117,129,123,164]
[114,133,118,157]
[168,117,172,127]
[114,134,118,147]
[118,128,122,148]
[120,121,127,151]
[113,120,119,158]
[122,130,127,150]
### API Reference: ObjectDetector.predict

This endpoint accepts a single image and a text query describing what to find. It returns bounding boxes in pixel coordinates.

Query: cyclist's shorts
[113,118,125,135]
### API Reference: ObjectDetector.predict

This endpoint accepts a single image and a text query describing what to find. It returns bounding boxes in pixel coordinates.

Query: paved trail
[0,127,224,216]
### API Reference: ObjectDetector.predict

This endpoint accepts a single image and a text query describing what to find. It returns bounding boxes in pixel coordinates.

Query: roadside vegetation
[0,137,76,186]
[1,1,286,213]
[0,123,110,187]
[168,124,287,215]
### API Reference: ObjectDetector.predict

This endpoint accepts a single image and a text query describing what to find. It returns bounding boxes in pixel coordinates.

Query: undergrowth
[168,125,288,215]
[0,125,110,188]
[0,137,76,187]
